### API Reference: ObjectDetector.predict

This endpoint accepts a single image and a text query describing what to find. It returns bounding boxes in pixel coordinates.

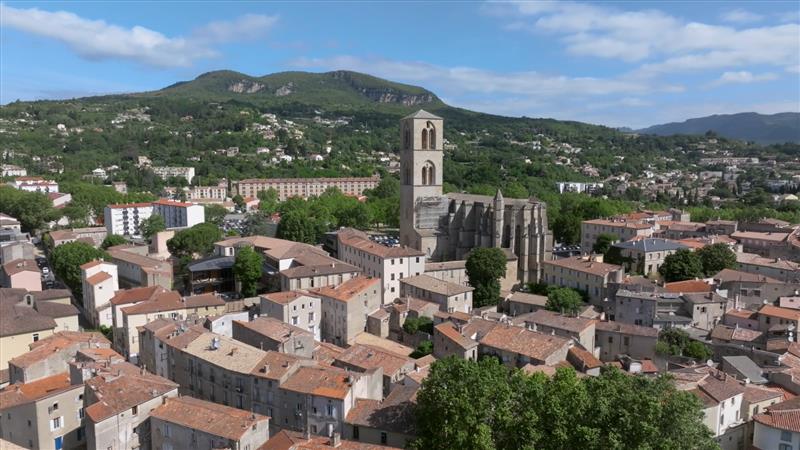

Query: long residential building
[541,256,624,308]
[10,177,58,194]
[151,166,195,184]
[234,177,380,201]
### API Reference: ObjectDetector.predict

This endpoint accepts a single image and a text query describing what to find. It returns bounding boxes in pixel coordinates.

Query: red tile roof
[150,396,269,440]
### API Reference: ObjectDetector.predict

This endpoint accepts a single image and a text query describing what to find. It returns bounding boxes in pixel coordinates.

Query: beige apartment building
[312,276,382,347]
[108,247,173,290]
[541,256,625,308]
[594,321,659,362]
[149,396,270,450]
[398,274,473,314]
[520,309,596,352]
[736,252,800,283]
[424,260,468,286]
[611,238,689,276]
[260,291,322,340]
[234,177,380,201]
[80,260,119,328]
[232,317,315,358]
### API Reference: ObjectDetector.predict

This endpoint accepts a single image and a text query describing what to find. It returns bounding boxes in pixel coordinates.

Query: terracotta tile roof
[714,268,781,284]
[391,297,440,314]
[737,252,800,271]
[595,321,659,337]
[335,344,412,377]
[732,231,790,243]
[85,369,178,423]
[505,291,548,306]
[86,271,112,286]
[754,397,800,432]
[259,430,396,450]
[568,347,602,371]
[0,372,75,409]
[121,292,224,315]
[698,372,746,403]
[521,364,557,376]
[583,219,653,230]
[261,291,315,305]
[109,286,166,305]
[526,309,594,333]
[710,324,762,343]
[744,385,784,404]
[399,274,473,296]
[351,332,414,356]
[251,351,303,381]
[150,396,269,441]
[280,366,353,400]
[664,280,713,293]
[2,259,39,276]
[313,342,346,365]
[725,308,758,320]
[309,276,380,302]
[479,325,571,363]
[542,257,622,277]
[345,384,417,435]
[235,317,312,343]
[10,331,109,368]
[80,260,104,270]
[760,305,800,321]
[0,288,58,337]
[434,321,477,350]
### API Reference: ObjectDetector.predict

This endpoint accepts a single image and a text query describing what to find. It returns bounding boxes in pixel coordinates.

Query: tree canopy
[411,357,716,450]
[656,328,713,361]
[0,186,61,232]
[696,243,737,276]
[50,241,109,299]
[659,249,704,282]
[167,222,223,259]
[233,246,263,297]
[465,247,507,308]
[592,233,617,254]
[140,214,166,240]
[545,286,586,315]
[204,204,228,226]
[100,234,128,249]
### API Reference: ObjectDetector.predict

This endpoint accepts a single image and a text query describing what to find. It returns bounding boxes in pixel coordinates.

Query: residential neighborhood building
[259,291,321,340]
[312,276,381,347]
[103,203,154,237]
[80,260,119,328]
[151,166,196,184]
[151,199,205,229]
[10,177,58,194]
[611,238,689,276]
[233,177,380,201]
[398,274,473,314]
[1,259,40,291]
[232,317,315,358]
[542,256,624,308]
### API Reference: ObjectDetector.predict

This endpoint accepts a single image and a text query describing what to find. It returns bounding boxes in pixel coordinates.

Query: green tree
[277,209,318,244]
[659,249,704,282]
[592,233,617,254]
[100,234,128,249]
[232,194,245,210]
[546,287,585,315]
[410,340,433,358]
[140,214,166,240]
[657,328,712,360]
[0,186,61,232]
[257,188,280,214]
[204,204,228,226]
[233,246,263,297]
[465,247,507,308]
[50,241,109,298]
[402,316,434,335]
[696,243,737,276]
[167,222,223,259]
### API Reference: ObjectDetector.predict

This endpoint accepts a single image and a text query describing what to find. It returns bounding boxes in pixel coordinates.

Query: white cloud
[720,9,763,24]
[708,71,779,87]
[492,1,800,73]
[0,4,277,68]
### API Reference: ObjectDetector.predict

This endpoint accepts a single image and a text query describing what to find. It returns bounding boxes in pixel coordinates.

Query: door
[54,436,63,450]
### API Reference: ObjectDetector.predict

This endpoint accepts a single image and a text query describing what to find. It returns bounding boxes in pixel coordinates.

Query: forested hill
[636,112,800,145]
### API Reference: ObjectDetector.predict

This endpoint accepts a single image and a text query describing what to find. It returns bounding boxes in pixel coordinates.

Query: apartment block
[103,203,153,237]
[234,177,379,201]
[312,276,382,347]
[260,291,322,341]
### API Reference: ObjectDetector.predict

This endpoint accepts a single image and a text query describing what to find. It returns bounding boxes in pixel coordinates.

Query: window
[292,316,299,325]
[779,445,792,450]
[327,404,334,416]
[381,432,388,444]
[781,430,792,442]
[33,333,39,342]
[51,402,59,412]
[78,408,84,419]
[50,416,63,431]
[131,405,138,415]
[163,424,171,437]
[353,426,360,440]
[623,337,630,346]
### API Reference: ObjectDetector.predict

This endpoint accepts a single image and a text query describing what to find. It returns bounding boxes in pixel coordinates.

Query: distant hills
[636,112,800,144]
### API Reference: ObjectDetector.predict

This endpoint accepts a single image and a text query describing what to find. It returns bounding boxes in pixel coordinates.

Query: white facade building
[152,199,205,229]
[80,260,120,328]
[151,166,195,184]
[103,203,153,237]
[11,176,59,193]
[1,165,27,177]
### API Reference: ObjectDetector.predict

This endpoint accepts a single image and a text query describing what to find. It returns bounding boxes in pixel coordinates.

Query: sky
[1,1,799,128]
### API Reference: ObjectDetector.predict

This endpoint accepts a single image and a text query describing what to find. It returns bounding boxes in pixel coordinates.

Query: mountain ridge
[636,112,800,144]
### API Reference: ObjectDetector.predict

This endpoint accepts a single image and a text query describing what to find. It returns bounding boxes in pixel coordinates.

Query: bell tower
[399,110,444,249]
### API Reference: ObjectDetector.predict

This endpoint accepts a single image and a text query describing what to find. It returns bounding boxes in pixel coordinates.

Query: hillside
[636,112,800,144]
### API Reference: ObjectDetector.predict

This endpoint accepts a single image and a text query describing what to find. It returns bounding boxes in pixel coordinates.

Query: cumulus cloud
[708,71,779,87]
[490,1,800,73]
[0,4,277,68]
[720,9,763,24]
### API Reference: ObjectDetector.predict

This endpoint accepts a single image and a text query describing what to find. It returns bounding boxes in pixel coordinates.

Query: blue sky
[1,1,798,128]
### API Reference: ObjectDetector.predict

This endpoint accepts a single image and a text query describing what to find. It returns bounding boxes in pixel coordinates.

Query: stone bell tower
[399,110,444,249]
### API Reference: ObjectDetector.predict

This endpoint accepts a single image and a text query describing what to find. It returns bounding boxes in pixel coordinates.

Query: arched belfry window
[404,125,411,150]
[427,121,437,149]
[421,129,428,150]
[422,161,436,185]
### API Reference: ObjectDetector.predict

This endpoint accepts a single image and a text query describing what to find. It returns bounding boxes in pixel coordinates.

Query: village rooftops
[251,351,304,381]
[713,268,782,284]
[504,291,548,307]
[182,331,267,374]
[121,292,223,315]
[732,231,791,243]
[737,252,800,271]
[582,218,653,229]
[2,259,39,275]
[0,372,74,410]
[109,285,167,305]
[479,324,571,362]
[759,304,800,322]
[260,430,396,450]
[345,384,417,436]
[150,396,269,441]
[525,309,595,333]
[424,260,466,271]
[86,271,112,286]
[280,365,355,400]
[84,366,178,423]
[335,344,412,377]
[9,331,109,368]
[400,274,473,296]
[542,257,622,277]
[338,228,425,258]
[664,279,713,294]
[310,276,380,302]
[754,397,800,433]
[261,291,318,305]
[0,289,60,337]
[594,320,660,337]
[710,324,762,343]
[613,238,688,252]
[234,317,312,343]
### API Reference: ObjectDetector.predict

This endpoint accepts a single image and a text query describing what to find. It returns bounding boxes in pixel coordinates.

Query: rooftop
[234,317,312,343]
[121,292,224,315]
[310,276,380,302]
[594,321,660,337]
[613,238,688,252]
[479,325,571,362]
[345,384,417,435]
[261,290,317,305]
[150,396,269,441]
[338,228,425,258]
[280,366,353,400]
[434,321,478,350]
[109,285,167,305]
[525,309,595,333]
[2,259,39,276]
[85,367,178,422]
[0,372,75,410]
[542,257,622,277]
[335,344,412,376]
[400,274,473,296]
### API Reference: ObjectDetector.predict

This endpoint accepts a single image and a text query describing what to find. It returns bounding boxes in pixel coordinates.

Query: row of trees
[411,357,716,450]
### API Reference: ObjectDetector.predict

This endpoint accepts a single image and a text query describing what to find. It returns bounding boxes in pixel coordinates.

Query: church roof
[402,109,442,120]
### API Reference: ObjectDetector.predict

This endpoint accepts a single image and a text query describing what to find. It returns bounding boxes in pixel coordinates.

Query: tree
[50,241,109,298]
[657,328,712,360]
[659,249,703,282]
[546,287,585,315]
[696,243,737,276]
[167,222,223,259]
[410,340,433,358]
[0,186,61,232]
[232,194,245,211]
[402,316,434,335]
[277,209,318,244]
[592,233,617,254]
[233,246,263,297]
[411,357,716,450]
[140,214,166,240]
[257,188,280,214]
[465,247,507,307]
[101,234,127,249]
[204,204,228,226]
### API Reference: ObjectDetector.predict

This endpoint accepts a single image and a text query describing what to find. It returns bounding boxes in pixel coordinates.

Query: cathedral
[398,110,553,284]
